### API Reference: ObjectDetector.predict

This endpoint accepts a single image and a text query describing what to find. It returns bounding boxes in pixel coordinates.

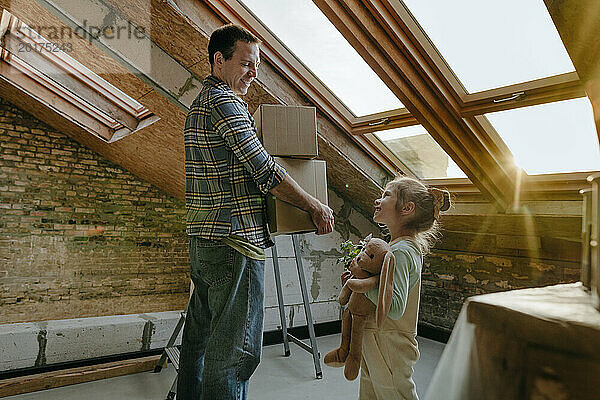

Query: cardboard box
[267,158,328,236]
[253,104,318,159]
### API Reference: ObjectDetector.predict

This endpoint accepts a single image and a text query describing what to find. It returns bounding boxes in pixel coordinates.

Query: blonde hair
[385,176,451,255]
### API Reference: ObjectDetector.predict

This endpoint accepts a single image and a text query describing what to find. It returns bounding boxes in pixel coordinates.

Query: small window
[0,10,158,143]
[373,125,467,179]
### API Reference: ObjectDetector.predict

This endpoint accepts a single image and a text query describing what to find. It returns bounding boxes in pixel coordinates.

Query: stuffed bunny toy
[324,234,395,381]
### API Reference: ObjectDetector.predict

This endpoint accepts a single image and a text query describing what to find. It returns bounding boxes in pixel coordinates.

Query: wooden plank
[538,236,582,262]
[0,355,161,397]
[444,201,583,216]
[587,80,600,143]
[437,230,581,263]
[544,0,600,81]
[439,214,582,239]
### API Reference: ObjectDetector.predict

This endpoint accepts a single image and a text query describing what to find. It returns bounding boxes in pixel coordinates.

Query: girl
[350,176,450,400]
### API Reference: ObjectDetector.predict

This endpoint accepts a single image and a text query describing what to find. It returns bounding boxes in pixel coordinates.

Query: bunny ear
[364,233,373,242]
[376,251,395,328]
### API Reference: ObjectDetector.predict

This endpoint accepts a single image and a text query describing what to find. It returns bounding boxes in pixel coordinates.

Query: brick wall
[0,97,381,331]
[0,98,190,323]
[420,213,582,332]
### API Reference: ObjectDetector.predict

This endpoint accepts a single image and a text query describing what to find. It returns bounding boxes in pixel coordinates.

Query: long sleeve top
[184,75,287,248]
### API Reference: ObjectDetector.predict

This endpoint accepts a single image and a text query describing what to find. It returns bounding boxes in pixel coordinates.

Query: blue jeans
[177,237,265,400]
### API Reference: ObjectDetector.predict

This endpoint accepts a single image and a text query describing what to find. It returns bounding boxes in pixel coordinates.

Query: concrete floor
[6,334,445,400]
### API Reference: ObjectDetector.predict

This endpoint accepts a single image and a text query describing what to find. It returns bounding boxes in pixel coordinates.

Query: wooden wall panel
[422,198,583,332]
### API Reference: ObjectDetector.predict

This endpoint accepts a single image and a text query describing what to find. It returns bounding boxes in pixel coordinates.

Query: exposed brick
[0,98,189,324]
[23,157,44,165]
[1,142,20,150]
[2,154,22,162]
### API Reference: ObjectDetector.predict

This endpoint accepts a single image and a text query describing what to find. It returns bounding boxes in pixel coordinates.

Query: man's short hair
[208,24,260,68]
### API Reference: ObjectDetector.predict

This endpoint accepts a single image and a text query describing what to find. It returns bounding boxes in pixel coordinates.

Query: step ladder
[153,233,322,399]
[272,234,322,379]
[153,305,187,400]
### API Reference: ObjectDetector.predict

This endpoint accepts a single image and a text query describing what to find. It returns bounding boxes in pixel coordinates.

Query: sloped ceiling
[0,0,391,216]
[544,0,600,81]
[544,0,600,138]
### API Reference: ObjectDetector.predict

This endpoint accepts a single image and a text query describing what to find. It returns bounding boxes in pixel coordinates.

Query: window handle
[368,117,390,126]
[493,91,525,103]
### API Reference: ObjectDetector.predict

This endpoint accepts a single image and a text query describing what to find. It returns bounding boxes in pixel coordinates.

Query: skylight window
[0,10,157,143]
[373,125,467,179]
[401,0,576,93]
[240,0,404,117]
[485,97,599,174]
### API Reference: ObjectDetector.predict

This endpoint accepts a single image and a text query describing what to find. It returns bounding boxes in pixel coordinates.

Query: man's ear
[213,51,224,69]
[376,251,395,328]
[400,201,415,215]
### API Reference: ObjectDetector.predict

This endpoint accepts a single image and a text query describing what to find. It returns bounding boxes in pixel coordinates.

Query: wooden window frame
[0,10,158,143]
[315,0,595,198]
[207,0,594,205]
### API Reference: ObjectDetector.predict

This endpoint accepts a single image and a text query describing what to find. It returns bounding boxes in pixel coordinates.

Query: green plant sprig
[337,238,367,269]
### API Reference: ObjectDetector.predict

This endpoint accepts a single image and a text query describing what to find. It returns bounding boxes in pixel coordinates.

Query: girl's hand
[341,270,352,286]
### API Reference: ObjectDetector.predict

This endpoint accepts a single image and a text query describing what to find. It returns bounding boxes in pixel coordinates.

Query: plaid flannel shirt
[184,75,287,248]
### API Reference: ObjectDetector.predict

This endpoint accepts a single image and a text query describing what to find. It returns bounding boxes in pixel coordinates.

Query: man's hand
[309,202,334,235]
[270,175,335,235]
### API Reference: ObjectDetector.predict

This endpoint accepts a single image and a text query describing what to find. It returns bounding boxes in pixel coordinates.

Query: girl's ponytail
[428,187,451,220]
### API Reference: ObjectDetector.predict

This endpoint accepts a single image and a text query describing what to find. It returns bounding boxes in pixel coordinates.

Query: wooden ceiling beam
[543,0,600,82]
[544,0,600,144]
[314,0,517,210]
[588,81,600,142]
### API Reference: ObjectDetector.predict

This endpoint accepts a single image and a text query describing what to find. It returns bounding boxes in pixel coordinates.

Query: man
[177,24,334,400]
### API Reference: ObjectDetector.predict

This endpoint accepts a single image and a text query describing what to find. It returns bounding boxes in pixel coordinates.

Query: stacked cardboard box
[253,104,328,236]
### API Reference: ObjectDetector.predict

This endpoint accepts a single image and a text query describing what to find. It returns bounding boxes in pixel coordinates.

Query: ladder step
[287,334,314,354]
[165,347,180,371]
